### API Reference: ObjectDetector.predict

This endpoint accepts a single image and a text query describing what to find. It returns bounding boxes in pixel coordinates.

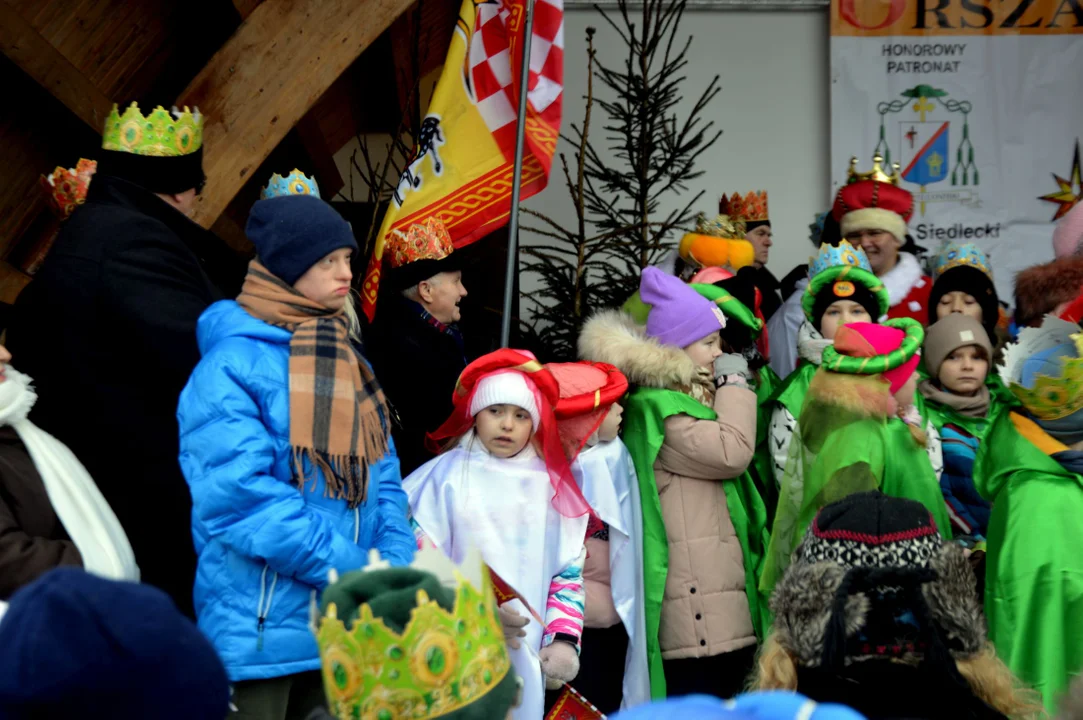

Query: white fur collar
[879,252,925,306]
[797,321,832,366]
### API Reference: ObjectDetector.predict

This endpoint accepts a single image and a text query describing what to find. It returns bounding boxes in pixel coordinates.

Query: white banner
[830,0,1083,301]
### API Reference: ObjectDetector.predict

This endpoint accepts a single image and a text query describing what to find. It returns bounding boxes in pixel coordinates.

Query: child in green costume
[581,267,767,701]
[976,313,1083,712]
[918,314,1003,544]
[623,268,779,519]
[766,240,890,497]
[762,318,953,593]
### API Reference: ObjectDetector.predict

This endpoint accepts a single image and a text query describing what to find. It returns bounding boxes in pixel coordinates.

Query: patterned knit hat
[770,492,985,675]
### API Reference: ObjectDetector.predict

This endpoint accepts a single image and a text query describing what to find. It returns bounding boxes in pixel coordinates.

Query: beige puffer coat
[579,310,758,660]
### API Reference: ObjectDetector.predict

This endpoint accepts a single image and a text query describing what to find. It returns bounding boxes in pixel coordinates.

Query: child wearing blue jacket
[177,195,415,720]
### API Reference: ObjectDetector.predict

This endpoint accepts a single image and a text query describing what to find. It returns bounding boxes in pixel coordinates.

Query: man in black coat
[6,103,241,617]
[367,218,469,476]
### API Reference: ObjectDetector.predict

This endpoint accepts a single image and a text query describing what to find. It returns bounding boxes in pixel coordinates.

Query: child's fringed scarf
[238,260,390,508]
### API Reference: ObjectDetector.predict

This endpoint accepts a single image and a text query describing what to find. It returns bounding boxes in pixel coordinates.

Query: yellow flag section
[361,0,563,320]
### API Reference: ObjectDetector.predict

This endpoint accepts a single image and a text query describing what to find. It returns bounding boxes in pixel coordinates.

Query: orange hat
[546,362,629,460]
[427,349,593,519]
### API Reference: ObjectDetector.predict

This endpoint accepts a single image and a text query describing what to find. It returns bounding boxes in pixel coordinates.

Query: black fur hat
[770,492,986,676]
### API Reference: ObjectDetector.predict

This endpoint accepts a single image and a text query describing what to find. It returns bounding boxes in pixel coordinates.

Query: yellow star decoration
[1040,140,1082,221]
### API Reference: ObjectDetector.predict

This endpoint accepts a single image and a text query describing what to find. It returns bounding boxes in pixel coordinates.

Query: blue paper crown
[808,239,872,278]
[933,242,991,280]
[261,169,320,200]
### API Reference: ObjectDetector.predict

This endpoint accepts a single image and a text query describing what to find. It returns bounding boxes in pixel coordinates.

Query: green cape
[761,407,953,594]
[622,385,770,699]
[974,411,1083,712]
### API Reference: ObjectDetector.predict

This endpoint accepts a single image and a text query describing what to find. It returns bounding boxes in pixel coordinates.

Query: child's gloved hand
[539,640,579,685]
[713,353,752,388]
[498,605,529,650]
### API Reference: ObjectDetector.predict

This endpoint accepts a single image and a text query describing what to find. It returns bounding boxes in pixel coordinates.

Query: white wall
[521,7,831,315]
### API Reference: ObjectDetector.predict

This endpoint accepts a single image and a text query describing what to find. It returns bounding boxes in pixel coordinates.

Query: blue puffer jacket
[178,300,415,682]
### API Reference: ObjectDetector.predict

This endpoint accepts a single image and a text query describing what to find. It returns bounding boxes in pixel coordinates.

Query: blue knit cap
[0,568,230,719]
[246,195,358,285]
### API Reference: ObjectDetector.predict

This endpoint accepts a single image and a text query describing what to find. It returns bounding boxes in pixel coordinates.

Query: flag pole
[500,0,537,348]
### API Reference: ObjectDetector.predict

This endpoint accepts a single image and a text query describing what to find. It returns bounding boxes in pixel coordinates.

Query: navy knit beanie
[0,568,230,719]
[246,195,359,286]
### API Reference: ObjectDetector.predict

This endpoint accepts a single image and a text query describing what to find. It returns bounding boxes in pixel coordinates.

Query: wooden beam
[0,2,112,132]
[179,0,416,229]
[295,115,345,200]
[232,0,264,20]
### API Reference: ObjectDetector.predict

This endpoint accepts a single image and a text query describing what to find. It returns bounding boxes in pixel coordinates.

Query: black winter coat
[6,175,241,616]
[366,296,468,477]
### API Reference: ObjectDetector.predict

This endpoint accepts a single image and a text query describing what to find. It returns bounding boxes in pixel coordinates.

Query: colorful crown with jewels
[933,242,992,280]
[719,191,769,222]
[846,153,902,186]
[101,103,203,157]
[261,169,320,200]
[808,239,872,277]
[39,158,96,220]
[999,315,1083,420]
[803,241,889,322]
[315,546,512,720]
[386,217,455,268]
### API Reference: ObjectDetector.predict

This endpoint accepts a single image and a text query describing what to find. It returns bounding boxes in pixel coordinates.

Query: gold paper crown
[101,102,203,157]
[719,191,769,223]
[695,212,745,239]
[39,158,97,219]
[846,154,902,186]
[316,547,512,720]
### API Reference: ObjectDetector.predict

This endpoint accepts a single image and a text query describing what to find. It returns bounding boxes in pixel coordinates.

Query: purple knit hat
[641,266,726,348]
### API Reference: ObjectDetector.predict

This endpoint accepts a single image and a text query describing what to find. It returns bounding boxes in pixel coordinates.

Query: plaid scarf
[238,260,389,508]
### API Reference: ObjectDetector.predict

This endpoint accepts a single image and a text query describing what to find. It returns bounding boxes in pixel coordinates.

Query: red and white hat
[427,349,593,519]
[832,155,915,243]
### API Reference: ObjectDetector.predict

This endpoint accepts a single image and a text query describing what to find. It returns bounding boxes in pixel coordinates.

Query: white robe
[403,436,587,720]
[573,439,649,710]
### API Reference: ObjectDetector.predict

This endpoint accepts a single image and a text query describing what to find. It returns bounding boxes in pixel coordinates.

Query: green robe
[622,385,770,699]
[762,408,953,593]
[973,411,1083,712]
[768,360,817,425]
[751,365,782,523]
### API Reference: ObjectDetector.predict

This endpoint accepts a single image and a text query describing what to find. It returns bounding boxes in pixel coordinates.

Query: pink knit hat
[640,267,726,348]
[833,322,921,394]
[1053,202,1083,259]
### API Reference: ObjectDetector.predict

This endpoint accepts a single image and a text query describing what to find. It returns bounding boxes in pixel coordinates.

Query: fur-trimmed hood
[1013,256,1083,328]
[770,542,986,668]
[578,309,701,392]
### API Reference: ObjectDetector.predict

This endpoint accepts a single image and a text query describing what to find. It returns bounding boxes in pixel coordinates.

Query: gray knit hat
[923,314,993,380]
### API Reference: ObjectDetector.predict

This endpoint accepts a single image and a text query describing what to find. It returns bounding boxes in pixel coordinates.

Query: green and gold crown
[315,547,513,720]
[998,315,1083,420]
[101,102,203,157]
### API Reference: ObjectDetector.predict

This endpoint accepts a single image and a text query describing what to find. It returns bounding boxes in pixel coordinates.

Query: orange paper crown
[719,190,769,223]
[39,159,97,220]
[385,217,454,269]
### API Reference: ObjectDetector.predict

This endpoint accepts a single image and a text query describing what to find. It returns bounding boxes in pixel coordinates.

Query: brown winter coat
[0,426,82,598]
[579,310,758,660]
